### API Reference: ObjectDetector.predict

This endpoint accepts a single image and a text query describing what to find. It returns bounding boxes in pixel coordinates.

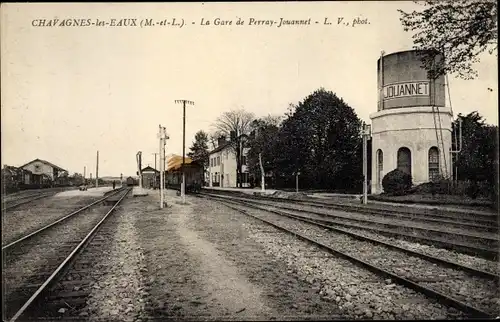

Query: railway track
[204,189,498,228]
[2,192,60,212]
[2,187,131,322]
[201,192,498,261]
[200,193,498,319]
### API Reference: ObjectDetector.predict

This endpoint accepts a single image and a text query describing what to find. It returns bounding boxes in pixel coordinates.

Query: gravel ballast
[2,195,106,245]
[212,200,474,319]
[82,199,149,322]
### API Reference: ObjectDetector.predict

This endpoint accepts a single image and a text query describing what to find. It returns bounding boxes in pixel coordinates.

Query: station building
[20,158,69,186]
[208,136,250,188]
[165,155,204,190]
[140,166,159,189]
[370,50,453,194]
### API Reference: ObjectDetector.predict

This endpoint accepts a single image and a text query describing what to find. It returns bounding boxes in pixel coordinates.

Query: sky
[1,2,498,177]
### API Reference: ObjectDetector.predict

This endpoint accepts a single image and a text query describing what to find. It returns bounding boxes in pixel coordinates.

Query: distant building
[208,136,250,188]
[165,155,203,191]
[2,165,32,192]
[20,159,69,186]
[141,166,159,188]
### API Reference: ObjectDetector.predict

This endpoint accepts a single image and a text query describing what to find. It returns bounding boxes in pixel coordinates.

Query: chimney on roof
[217,136,227,147]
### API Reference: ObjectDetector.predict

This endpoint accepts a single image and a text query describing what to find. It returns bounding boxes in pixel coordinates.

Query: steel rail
[290,200,497,231]
[2,188,125,251]
[211,197,493,319]
[203,189,498,224]
[2,193,55,212]
[8,187,131,322]
[206,195,499,281]
[203,193,498,241]
[202,193,498,260]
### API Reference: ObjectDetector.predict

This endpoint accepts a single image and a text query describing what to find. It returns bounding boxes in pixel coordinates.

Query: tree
[188,130,210,170]
[212,109,255,187]
[399,0,497,79]
[246,115,282,187]
[275,88,363,191]
[208,133,218,150]
[453,111,498,183]
[69,173,85,186]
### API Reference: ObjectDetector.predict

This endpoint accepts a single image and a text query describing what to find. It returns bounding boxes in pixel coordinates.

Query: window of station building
[397,147,412,175]
[242,156,247,165]
[428,147,440,181]
[217,156,220,166]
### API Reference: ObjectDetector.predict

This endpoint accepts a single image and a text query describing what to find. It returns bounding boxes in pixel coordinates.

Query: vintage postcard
[1,2,498,321]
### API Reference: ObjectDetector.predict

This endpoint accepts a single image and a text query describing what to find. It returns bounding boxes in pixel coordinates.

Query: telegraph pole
[159,125,164,208]
[158,125,169,208]
[152,153,158,189]
[95,151,99,188]
[175,99,194,204]
[362,123,371,205]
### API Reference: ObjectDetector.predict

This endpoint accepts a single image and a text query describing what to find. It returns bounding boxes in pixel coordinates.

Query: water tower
[370,50,453,194]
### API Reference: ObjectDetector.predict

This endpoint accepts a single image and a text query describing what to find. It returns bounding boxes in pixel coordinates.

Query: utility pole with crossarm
[175,99,194,204]
[158,125,169,208]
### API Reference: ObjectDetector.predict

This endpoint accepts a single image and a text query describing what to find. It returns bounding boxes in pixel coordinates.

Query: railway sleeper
[47,290,90,301]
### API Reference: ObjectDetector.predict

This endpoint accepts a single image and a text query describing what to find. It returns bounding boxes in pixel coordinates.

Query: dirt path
[175,201,275,320]
[132,193,278,320]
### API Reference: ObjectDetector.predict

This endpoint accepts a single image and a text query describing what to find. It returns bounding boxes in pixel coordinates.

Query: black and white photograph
[1,1,498,321]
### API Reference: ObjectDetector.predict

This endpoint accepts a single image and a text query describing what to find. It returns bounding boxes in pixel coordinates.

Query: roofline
[19,158,67,172]
[378,49,444,62]
[141,166,159,172]
[209,142,233,155]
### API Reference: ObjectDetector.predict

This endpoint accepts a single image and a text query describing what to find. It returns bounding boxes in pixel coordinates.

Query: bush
[382,169,413,196]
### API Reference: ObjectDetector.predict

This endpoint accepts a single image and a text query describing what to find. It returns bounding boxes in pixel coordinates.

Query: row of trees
[187,89,497,195]
[188,88,366,192]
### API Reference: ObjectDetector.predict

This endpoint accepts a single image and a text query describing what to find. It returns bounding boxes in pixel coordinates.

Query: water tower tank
[370,49,453,194]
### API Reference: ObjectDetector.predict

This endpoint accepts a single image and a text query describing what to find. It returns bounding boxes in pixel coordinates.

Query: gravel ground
[340,226,499,275]
[204,194,499,272]
[210,196,498,256]
[134,191,280,321]
[80,195,149,322]
[219,195,497,241]
[219,200,499,317]
[2,187,74,202]
[186,196,347,320]
[2,204,114,320]
[1,195,103,245]
[54,186,113,197]
[299,200,495,229]
[224,204,466,320]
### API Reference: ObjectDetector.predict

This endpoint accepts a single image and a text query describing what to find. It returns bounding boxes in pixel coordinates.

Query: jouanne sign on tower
[383,81,429,100]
